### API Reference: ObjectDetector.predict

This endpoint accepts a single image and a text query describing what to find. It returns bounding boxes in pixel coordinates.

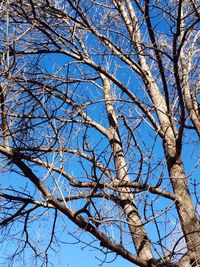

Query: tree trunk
[110,129,153,261]
[101,74,153,261]
[165,143,200,266]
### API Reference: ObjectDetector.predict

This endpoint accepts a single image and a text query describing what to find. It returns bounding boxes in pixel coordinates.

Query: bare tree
[0,0,200,266]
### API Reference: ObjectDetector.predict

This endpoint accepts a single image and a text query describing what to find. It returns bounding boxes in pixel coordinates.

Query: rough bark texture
[164,141,200,266]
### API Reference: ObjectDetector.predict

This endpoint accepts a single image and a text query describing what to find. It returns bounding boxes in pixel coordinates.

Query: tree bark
[164,142,200,266]
[111,131,153,261]
[101,74,153,260]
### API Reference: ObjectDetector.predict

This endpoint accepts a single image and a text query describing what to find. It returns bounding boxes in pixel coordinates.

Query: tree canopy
[0,1,200,266]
